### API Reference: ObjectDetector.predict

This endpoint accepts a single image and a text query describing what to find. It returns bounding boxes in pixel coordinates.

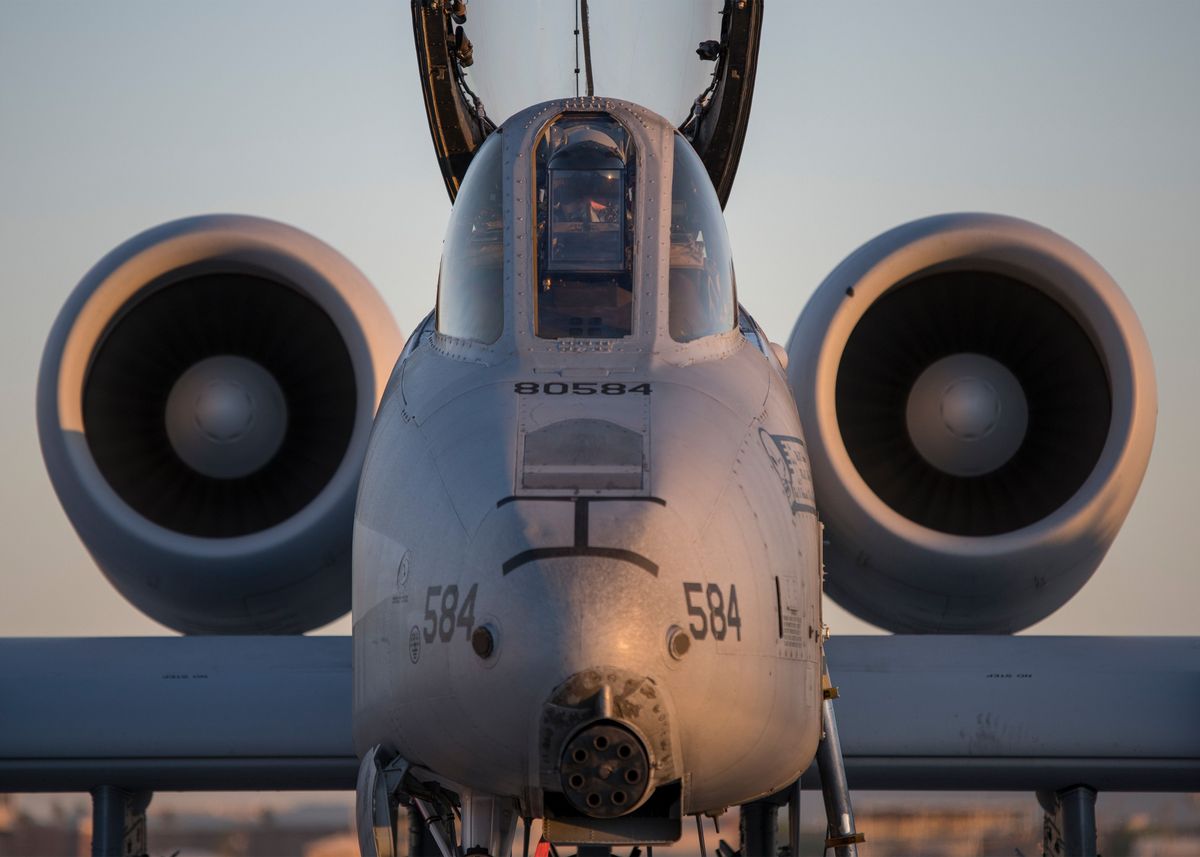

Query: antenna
[580,0,595,96]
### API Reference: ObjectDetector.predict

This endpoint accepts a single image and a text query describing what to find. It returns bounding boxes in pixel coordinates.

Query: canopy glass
[412,0,762,207]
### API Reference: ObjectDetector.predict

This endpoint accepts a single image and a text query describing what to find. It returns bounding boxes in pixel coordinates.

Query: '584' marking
[422,584,477,644]
[683,582,742,642]
[514,382,651,396]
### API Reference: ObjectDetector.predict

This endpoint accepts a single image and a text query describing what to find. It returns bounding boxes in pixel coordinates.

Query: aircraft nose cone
[165,355,289,478]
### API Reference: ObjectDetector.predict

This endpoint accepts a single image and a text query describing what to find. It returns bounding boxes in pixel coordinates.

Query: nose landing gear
[356,747,518,857]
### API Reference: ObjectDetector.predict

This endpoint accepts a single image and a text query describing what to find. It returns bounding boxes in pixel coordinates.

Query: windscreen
[437,132,504,343]
[669,134,735,342]
[535,115,636,339]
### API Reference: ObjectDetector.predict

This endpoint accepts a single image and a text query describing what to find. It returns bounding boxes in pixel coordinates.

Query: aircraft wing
[3,635,1198,793]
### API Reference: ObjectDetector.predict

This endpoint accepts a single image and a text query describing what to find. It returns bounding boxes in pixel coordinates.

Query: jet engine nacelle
[787,213,1156,633]
[37,215,403,634]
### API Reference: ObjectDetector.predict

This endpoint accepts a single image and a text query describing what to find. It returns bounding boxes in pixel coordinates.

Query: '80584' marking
[514,382,651,396]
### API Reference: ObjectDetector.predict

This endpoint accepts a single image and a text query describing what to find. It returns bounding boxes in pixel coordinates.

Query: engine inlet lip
[35,214,404,636]
[802,214,1154,557]
[39,214,399,567]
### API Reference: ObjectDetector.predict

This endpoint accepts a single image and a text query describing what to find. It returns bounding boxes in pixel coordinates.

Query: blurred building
[1130,835,1200,857]
[0,795,82,857]
[3,792,1200,856]
[850,805,1039,857]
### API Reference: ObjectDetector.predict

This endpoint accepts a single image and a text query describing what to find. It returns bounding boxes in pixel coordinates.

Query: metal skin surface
[352,100,823,827]
[786,214,1156,633]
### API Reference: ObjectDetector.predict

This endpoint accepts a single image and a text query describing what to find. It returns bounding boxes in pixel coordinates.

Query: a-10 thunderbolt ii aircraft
[352,100,827,855]
[33,2,1156,856]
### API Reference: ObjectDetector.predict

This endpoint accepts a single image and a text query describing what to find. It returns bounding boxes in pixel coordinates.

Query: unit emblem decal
[759,428,816,516]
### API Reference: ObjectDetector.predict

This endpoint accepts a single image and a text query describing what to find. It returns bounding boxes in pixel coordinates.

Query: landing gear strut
[357,747,518,857]
[814,659,863,857]
[1039,785,1098,857]
[89,786,151,857]
[735,657,862,857]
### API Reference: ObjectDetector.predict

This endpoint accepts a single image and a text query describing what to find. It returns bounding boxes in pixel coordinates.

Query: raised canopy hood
[411,0,762,207]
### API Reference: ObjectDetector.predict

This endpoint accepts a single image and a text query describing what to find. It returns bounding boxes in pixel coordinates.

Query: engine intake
[787,213,1156,633]
[38,215,403,634]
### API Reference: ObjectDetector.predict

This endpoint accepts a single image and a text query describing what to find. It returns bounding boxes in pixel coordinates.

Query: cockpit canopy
[536,114,635,339]
[669,133,736,342]
[436,105,736,348]
[436,132,504,344]
[411,0,762,208]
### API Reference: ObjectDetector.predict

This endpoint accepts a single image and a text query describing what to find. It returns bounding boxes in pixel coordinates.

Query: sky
[1,1,1198,639]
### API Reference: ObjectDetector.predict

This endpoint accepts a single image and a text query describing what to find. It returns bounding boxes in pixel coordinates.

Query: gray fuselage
[352,99,822,819]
